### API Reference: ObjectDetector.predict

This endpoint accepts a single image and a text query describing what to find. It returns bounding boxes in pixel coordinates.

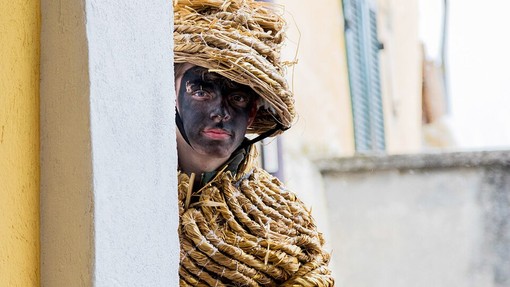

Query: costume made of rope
[174,0,334,285]
[178,145,334,286]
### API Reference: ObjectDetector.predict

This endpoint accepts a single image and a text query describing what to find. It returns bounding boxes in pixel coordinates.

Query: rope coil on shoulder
[178,148,334,286]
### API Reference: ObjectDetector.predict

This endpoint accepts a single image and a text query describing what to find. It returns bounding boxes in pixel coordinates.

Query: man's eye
[191,90,210,99]
[231,94,250,106]
[233,95,246,102]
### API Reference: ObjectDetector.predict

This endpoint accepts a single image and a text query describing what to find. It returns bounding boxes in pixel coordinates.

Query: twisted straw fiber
[178,146,334,286]
[174,0,296,135]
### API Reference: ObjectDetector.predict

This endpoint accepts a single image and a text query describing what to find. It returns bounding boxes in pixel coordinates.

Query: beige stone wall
[276,0,422,155]
[273,3,354,274]
[276,0,355,158]
[377,0,423,153]
[273,2,424,280]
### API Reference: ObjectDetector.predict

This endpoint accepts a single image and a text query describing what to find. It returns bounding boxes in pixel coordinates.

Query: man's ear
[175,87,180,114]
[247,100,258,127]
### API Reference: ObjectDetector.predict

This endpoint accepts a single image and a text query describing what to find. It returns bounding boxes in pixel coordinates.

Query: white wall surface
[41,0,179,285]
[86,1,178,286]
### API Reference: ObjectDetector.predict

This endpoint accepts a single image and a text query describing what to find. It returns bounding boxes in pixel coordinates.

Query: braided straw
[174,0,296,135]
[178,146,334,286]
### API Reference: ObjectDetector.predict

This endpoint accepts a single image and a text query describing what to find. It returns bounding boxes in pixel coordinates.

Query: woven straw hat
[174,0,296,135]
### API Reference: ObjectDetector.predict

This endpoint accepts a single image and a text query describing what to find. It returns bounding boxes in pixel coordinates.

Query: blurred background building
[259,0,510,286]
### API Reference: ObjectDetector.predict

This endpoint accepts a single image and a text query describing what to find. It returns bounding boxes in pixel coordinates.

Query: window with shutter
[343,0,385,153]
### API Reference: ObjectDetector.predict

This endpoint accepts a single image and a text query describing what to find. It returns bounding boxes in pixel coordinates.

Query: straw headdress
[178,146,335,286]
[174,0,296,135]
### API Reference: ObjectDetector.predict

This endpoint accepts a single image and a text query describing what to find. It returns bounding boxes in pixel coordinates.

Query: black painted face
[177,66,257,158]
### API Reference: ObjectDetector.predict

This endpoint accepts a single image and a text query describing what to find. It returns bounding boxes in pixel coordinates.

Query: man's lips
[202,128,232,140]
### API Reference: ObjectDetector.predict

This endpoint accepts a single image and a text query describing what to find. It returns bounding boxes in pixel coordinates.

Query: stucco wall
[276,0,355,158]
[86,1,179,285]
[272,1,354,266]
[317,151,510,287]
[40,0,94,284]
[0,0,40,285]
[40,0,179,285]
[275,0,422,155]
[377,0,422,153]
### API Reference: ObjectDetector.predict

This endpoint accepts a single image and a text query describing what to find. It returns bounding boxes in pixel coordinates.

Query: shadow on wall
[40,0,94,285]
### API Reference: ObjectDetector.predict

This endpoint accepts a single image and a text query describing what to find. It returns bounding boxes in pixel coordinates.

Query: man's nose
[210,100,231,122]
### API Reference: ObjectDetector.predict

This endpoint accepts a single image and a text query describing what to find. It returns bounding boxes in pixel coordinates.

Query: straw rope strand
[178,145,334,286]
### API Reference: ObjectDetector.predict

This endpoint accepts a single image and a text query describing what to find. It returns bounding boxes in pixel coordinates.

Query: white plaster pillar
[41,0,178,285]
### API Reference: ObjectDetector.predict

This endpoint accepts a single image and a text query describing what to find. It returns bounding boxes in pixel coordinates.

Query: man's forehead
[176,64,220,82]
[179,65,256,93]
[184,66,223,82]
[183,66,240,87]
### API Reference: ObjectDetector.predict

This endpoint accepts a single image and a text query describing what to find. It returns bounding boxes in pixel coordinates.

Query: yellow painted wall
[0,0,40,286]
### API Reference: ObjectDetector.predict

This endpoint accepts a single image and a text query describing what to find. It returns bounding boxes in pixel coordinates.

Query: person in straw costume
[174,0,334,286]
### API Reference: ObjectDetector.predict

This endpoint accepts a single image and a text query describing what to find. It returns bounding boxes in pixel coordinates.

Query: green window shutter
[343,0,385,152]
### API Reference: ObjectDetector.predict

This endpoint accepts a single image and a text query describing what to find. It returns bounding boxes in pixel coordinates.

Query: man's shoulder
[242,166,310,211]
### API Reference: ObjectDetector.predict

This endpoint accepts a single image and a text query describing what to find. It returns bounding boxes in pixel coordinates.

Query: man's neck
[176,136,230,176]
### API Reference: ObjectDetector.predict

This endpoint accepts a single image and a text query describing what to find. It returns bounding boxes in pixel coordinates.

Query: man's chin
[192,144,237,159]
